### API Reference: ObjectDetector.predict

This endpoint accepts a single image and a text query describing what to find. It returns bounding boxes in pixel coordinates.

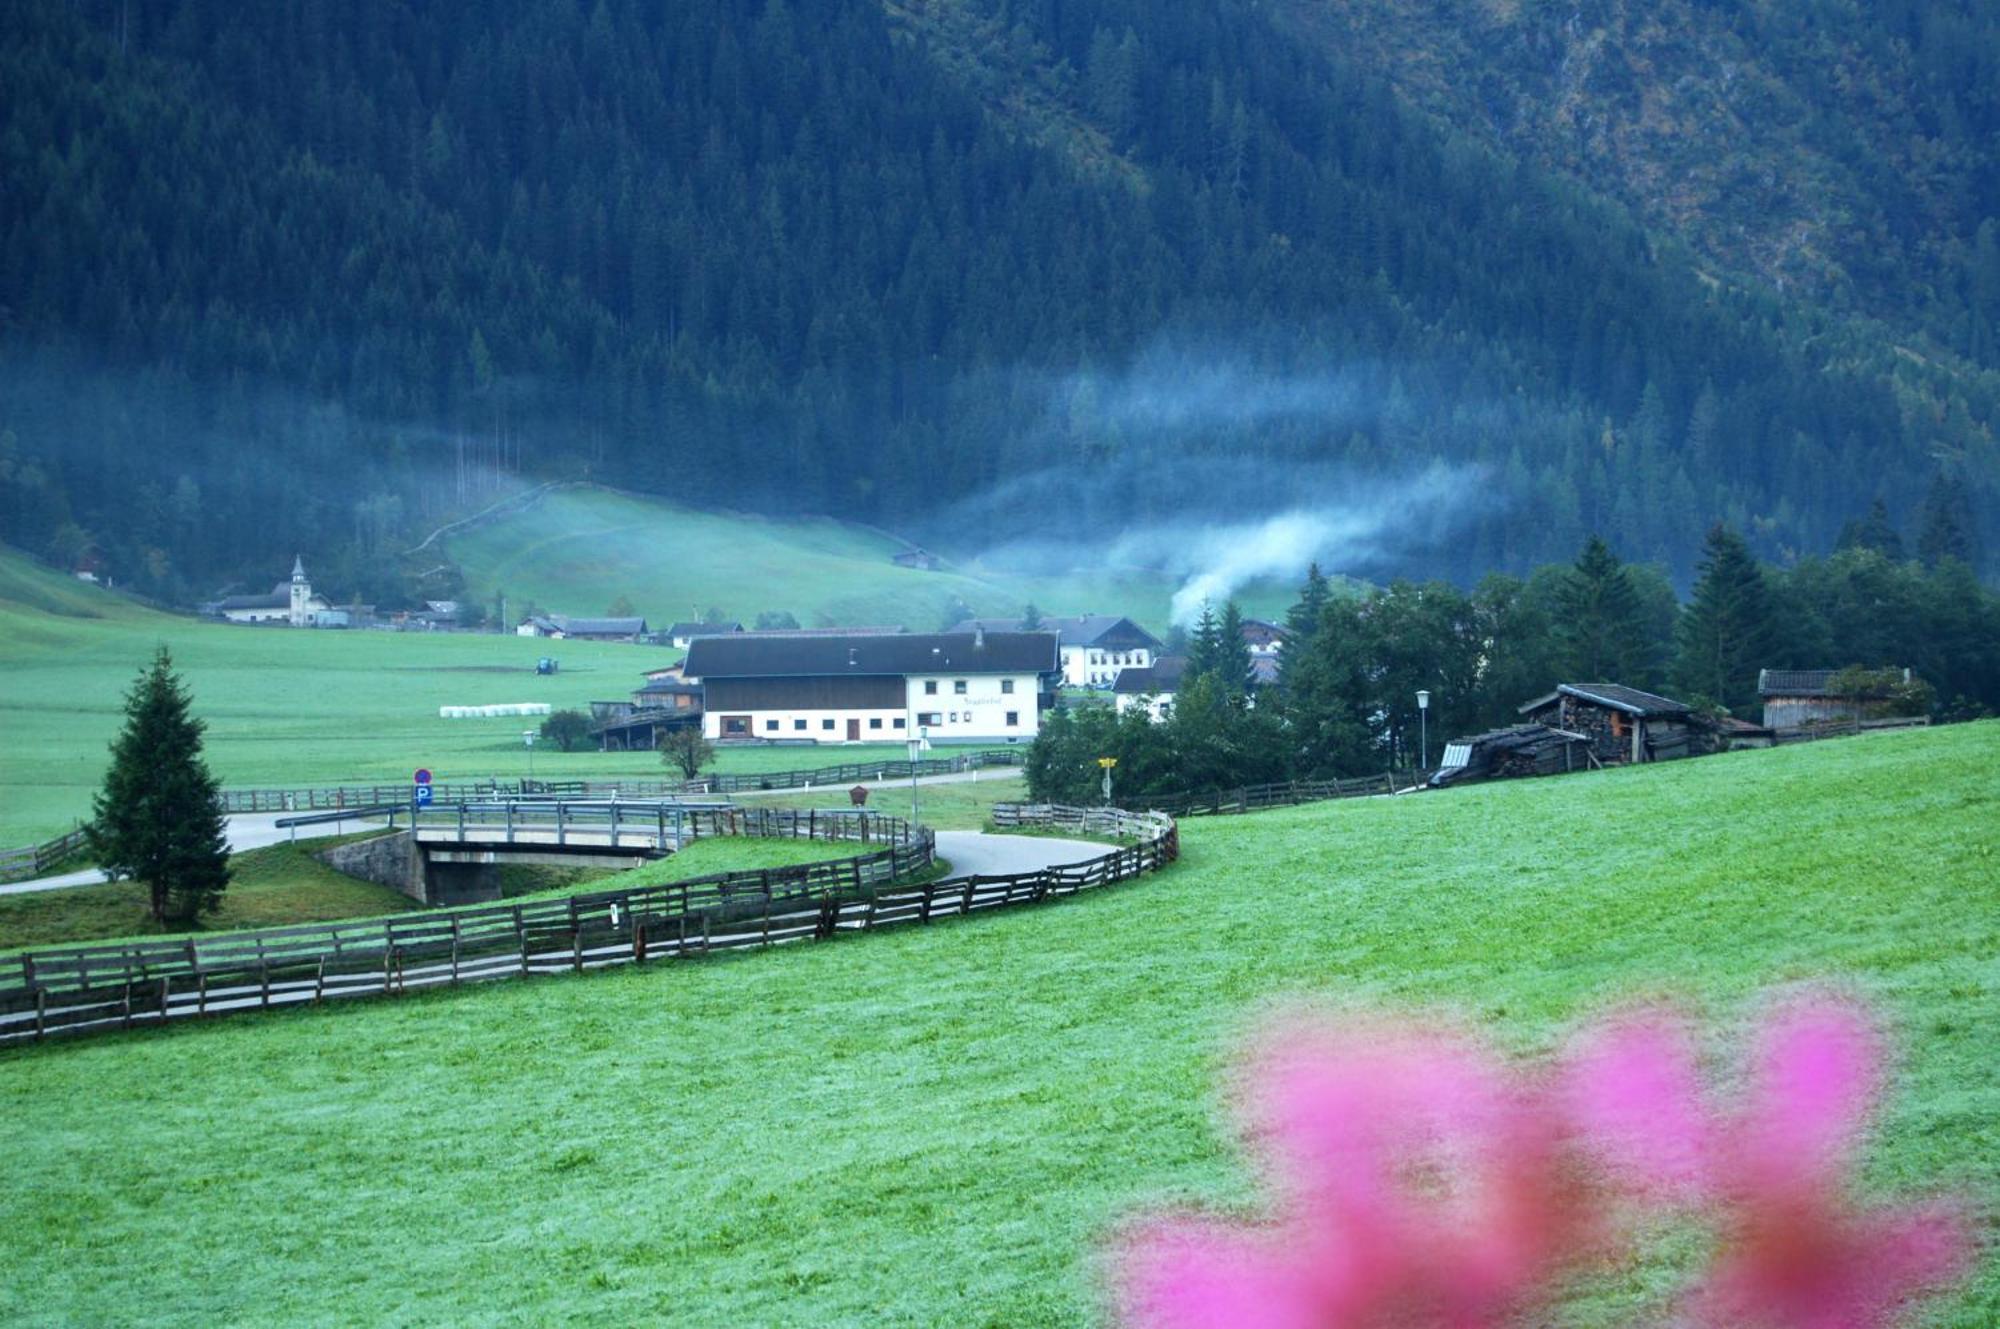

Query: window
[953,679,967,695]
[1001,679,1014,694]
[892,717,906,729]
[869,717,883,730]
[917,711,942,727]
[924,680,938,695]
[822,718,835,731]
[763,720,778,732]
[1005,710,1019,727]
[794,719,807,731]
[723,717,750,736]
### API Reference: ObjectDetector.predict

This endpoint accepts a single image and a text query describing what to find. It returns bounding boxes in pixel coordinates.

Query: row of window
[916,711,1020,727]
[921,678,1016,695]
[720,712,1022,735]
[1083,651,1146,666]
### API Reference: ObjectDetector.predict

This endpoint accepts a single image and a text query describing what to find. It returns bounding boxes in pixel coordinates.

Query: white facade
[1114,689,1174,722]
[703,671,1041,745]
[1063,644,1152,688]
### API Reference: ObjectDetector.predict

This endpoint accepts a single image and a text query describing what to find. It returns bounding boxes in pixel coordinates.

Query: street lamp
[906,720,927,825]
[522,729,537,786]
[1415,690,1430,771]
[1098,755,1118,806]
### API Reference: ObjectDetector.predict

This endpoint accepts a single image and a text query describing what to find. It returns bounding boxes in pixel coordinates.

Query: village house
[205,556,334,626]
[891,547,942,571]
[687,628,1058,744]
[1757,668,1916,730]
[1113,656,1187,721]
[1241,618,1288,656]
[517,614,650,642]
[1517,683,1702,764]
[947,614,1163,688]
[666,621,744,650]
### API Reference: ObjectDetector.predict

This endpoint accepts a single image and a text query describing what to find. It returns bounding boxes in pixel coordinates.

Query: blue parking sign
[414,784,434,807]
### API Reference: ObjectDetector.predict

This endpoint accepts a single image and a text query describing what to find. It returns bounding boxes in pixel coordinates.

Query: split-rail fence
[0,803,1174,1047]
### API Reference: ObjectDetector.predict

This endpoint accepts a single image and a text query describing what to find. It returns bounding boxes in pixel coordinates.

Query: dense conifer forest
[1,0,1995,603]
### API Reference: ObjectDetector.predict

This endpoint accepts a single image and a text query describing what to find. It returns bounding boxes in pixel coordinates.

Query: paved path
[727,768,1022,797]
[0,812,370,897]
[932,829,1105,878]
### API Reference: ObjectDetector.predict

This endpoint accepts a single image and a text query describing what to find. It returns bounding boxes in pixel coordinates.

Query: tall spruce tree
[1834,498,1905,560]
[1673,525,1776,713]
[1217,600,1257,697]
[1917,471,1978,568]
[1284,563,1333,638]
[1555,535,1653,684]
[89,647,231,924]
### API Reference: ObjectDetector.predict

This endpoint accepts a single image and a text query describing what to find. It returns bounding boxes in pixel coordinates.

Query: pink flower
[1112,993,1974,1329]
[1114,1019,1593,1328]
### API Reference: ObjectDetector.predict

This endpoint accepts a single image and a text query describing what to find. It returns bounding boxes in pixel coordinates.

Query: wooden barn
[1426,724,1596,788]
[1757,668,1914,730]
[1517,683,1701,764]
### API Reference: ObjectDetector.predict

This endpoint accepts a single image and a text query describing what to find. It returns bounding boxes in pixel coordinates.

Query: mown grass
[0,834,419,951]
[0,725,1993,1327]
[0,548,960,844]
[446,485,1297,642]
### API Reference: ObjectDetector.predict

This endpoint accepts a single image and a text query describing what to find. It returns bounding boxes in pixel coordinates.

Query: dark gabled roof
[687,631,1058,678]
[946,614,1163,651]
[211,590,291,611]
[737,625,906,637]
[1757,668,1908,698]
[1113,656,1188,695]
[1520,683,1693,717]
[667,621,742,637]
[1241,618,1289,640]
[556,616,647,636]
[635,678,703,696]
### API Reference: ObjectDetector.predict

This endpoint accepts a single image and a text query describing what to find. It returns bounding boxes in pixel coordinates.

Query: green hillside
[2,723,1993,1325]
[445,486,1295,635]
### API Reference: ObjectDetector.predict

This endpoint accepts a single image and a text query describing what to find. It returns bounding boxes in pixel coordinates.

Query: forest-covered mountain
[0,0,1994,605]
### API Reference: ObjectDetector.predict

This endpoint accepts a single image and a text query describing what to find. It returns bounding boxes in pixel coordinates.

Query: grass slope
[1,724,1994,1325]
[445,486,1296,637]
[0,548,923,845]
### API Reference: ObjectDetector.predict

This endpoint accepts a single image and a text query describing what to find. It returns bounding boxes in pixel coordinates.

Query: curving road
[0,812,371,897]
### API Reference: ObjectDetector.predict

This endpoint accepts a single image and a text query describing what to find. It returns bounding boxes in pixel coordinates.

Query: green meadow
[1,723,1993,1326]
[0,548,921,845]
[444,485,1297,635]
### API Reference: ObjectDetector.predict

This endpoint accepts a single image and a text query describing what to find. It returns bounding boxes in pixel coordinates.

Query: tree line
[1027,515,1997,803]
[1,0,1994,607]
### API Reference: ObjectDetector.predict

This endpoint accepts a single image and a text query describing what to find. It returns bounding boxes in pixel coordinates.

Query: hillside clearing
[0,724,1992,1325]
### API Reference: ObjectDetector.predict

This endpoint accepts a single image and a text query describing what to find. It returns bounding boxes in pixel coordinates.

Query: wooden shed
[1517,683,1700,764]
[1426,724,1596,788]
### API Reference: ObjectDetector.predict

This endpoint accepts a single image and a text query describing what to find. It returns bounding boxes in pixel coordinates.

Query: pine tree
[1018,603,1043,631]
[1217,600,1256,697]
[1917,471,1978,568]
[1834,498,1904,560]
[1284,562,1332,639]
[1182,601,1224,682]
[1673,524,1776,713]
[88,647,231,924]
[1555,535,1651,684]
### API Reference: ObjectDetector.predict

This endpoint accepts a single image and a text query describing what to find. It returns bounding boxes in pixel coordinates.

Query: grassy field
[0,549,960,845]
[1,723,1992,1325]
[445,485,1297,635]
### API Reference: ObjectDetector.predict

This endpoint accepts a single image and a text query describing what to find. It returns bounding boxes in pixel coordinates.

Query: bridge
[283,798,910,906]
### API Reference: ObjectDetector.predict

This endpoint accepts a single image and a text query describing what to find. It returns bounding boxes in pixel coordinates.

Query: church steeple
[289,555,312,626]
[292,554,307,582]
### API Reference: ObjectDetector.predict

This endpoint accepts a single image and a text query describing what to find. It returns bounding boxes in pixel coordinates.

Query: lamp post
[1098,755,1117,806]
[1415,689,1430,772]
[522,729,537,787]
[907,721,926,825]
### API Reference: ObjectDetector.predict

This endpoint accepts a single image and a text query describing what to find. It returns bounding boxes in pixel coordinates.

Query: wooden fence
[0,828,91,884]
[1771,715,1932,745]
[0,804,1175,1048]
[215,748,1025,812]
[1117,771,1405,818]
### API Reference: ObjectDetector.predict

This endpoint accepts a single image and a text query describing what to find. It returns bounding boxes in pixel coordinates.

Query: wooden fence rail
[0,828,92,884]
[1115,772,1404,818]
[214,748,1025,813]
[0,805,1175,1048]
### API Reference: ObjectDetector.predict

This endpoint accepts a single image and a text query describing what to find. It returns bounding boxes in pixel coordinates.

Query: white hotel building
[685,630,1059,745]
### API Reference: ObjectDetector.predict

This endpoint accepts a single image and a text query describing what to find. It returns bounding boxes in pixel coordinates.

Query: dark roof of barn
[667,621,742,637]
[1519,683,1693,717]
[1755,668,1908,698]
[635,678,703,696]
[686,631,1058,678]
[1113,656,1188,695]
[212,588,291,611]
[556,616,647,636]
[946,614,1163,651]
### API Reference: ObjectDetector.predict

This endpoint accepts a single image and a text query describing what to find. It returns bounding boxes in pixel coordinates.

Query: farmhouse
[1113,656,1187,721]
[1241,618,1288,656]
[667,621,744,649]
[1758,668,1915,730]
[517,615,649,642]
[1427,723,1595,788]
[205,556,333,626]
[947,614,1162,687]
[1518,683,1701,764]
[687,629,1057,744]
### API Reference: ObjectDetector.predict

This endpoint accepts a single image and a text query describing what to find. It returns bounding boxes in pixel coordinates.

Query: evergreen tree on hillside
[1284,563,1333,639]
[1182,601,1225,682]
[1917,471,1978,568]
[1834,498,1905,560]
[88,647,231,925]
[1555,536,1657,686]
[1217,601,1256,697]
[1673,525,1777,714]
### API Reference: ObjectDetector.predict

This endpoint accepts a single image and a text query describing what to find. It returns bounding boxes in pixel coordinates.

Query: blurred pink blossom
[1112,993,1973,1329]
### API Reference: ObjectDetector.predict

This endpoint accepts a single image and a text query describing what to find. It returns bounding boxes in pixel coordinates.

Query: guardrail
[0,828,92,884]
[0,803,1175,1047]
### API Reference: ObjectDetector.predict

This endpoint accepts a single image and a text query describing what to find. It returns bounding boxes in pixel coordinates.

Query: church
[206,556,334,626]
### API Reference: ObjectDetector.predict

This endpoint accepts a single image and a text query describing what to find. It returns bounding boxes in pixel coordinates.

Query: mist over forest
[2,0,1997,606]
